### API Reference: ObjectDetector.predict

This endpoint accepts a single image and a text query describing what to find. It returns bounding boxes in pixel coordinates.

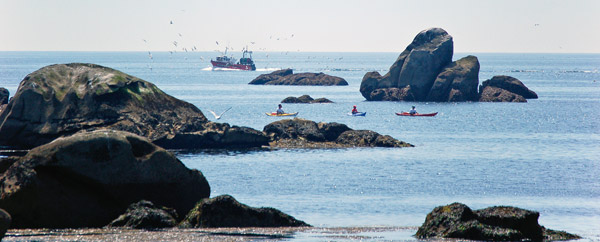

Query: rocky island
[281,94,333,103]
[360,28,537,102]
[249,68,348,86]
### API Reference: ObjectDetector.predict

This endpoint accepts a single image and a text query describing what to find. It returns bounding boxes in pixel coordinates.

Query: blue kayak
[348,112,366,116]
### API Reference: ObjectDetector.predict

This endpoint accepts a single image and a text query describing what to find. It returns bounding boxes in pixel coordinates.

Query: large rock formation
[416,203,581,241]
[360,28,454,101]
[360,28,538,103]
[179,195,309,228]
[108,200,178,229]
[0,63,268,149]
[263,118,413,148]
[250,69,348,86]
[281,95,333,104]
[426,55,480,102]
[0,130,210,228]
[479,75,538,102]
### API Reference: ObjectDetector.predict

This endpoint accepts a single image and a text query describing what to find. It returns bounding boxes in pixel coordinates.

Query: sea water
[0,51,599,241]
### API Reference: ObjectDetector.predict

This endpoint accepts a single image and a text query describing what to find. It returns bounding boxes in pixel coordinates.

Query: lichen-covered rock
[426,55,480,102]
[0,130,210,228]
[250,69,348,86]
[360,28,454,101]
[281,95,333,103]
[264,118,412,148]
[108,200,178,229]
[416,203,580,241]
[179,195,309,228]
[0,63,267,150]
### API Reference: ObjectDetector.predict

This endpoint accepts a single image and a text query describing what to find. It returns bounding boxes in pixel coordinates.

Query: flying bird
[170,21,173,24]
[215,41,219,45]
[208,107,232,120]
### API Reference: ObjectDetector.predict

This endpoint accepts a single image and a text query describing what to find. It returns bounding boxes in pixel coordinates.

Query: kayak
[266,112,298,117]
[348,112,366,116]
[396,112,438,117]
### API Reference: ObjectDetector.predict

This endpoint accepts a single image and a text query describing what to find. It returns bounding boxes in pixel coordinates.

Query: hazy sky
[1,0,599,53]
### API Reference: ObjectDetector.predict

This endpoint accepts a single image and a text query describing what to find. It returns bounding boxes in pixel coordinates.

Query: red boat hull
[396,112,438,117]
[211,61,255,71]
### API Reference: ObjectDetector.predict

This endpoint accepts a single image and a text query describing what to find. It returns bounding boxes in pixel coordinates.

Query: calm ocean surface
[0,51,599,241]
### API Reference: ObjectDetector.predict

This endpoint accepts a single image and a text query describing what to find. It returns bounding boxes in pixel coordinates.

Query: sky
[1,0,599,53]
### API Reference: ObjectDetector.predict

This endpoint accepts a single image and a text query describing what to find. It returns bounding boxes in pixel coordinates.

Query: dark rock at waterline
[281,95,333,103]
[481,75,538,99]
[179,195,309,228]
[108,200,178,229]
[0,156,19,174]
[0,87,8,105]
[479,86,527,102]
[0,63,266,150]
[416,202,581,241]
[360,28,454,101]
[250,69,348,86]
[153,122,269,149]
[0,208,11,240]
[426,55,480,102]
[263,118,412,148]
[0,130,210,228]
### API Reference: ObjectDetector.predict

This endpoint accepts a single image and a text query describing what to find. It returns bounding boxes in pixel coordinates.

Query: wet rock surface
[179,195,310,228]
[263,118,412,148]
[0,130,210,228]
[108,200,178,229]
[250,69,348,86]
[416,202,580,241]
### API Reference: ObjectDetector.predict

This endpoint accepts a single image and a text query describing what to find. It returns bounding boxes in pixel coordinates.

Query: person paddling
[409,106,417,115]
[276,104,285,114]
[351,105,358,114]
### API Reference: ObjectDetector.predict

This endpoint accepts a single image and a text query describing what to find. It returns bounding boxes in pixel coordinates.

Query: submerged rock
[0,63,267,149]
[263,118,412,148]
[0,130,210,228]
[281,95,333,103]
[250,69,348,86]
[179,195,309,228]
[108,200,178,229]
[416,202,581,241]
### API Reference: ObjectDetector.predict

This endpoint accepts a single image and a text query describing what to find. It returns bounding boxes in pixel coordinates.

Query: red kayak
[396,112,438,117]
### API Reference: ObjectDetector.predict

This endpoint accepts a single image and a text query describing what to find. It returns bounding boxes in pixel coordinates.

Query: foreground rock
[416,203,581,241]
[281,95,333,103]
[250,69,348,86]
[0,63,267,149]
[264,118,412,148]
[479,75,538,102]
[179,195,309,228]
[108,200,178,229]
[0,208,10,240]
[360,28,453,101]
[0,130,210,228]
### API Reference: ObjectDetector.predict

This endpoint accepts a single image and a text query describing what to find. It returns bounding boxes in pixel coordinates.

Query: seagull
[208,107,232,120]
[170,20,173,24]
[215,41,219,45]
[173,41,178,47]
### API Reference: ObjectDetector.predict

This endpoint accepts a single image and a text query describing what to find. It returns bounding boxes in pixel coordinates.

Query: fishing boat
[211,47,256,71]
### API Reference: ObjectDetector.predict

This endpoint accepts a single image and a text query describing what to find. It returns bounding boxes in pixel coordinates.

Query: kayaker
[276,104,284,114]
[351,105,358,114]
[409,106,417,115]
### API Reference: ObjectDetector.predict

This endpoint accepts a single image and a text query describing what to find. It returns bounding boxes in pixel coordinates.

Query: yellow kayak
[265,112,298,117]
